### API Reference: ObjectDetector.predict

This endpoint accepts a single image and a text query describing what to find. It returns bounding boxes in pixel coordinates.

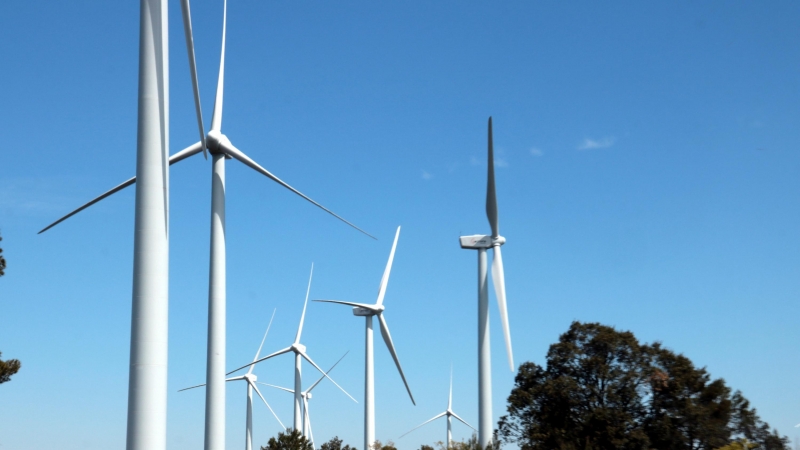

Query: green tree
[370,440,397,450]
[497,322,789,450]
[0,352,21,384]
[262,430,313,450]
[419,445,435,450]
[0,231,6,277]
[321,436,356,450]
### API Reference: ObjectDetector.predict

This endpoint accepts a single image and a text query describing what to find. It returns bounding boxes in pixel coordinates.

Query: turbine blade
[38,141,203,234]
[210,0,227,132]
[225,376,245,382]
[305,351,349,395]
[376,226,400,306]
[491,246,514,371]
[448,364,453,410]
[313,299,377,311]
[177,382,207,392]
[486,117,499,238]
[450,411,477,431]
[251,380,286,430]
[249,308,276,375]
[398,412,447,438]
[295,263,314,344]
[299,350,358,403]
[377,314,415,405]
[219,140,375,239]
[227,346,292,375]
[257,382,294,394]
[178,0,207,158]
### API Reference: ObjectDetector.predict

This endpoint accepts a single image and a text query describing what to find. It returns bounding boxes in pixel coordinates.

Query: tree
[0,231,6,277]
[370,440,397,450]
[321,436,356,450]
[420,446,435,450]
[497,321,789,450]
[262,430,313,450]
[0,352,21,384]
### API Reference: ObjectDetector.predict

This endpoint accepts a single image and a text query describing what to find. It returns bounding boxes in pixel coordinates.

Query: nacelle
[352,306,374,316]
[459,234,493,249]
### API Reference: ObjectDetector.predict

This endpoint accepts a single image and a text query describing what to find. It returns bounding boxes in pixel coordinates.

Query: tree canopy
[0,231,6,277]
[0,352,21,384]
[497,322,788,450]
[262,430,314,450]
[321,436,356,450]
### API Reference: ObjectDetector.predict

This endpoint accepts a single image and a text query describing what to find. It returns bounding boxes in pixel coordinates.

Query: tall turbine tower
[127,1,169,449]
[399,368,475,446]
[314,226,415,450]
[458,118,514,449]
[39,2,371,449]
[228,265,356,431]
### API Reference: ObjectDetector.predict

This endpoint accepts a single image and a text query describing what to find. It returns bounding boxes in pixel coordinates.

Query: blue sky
[1,1,799,449]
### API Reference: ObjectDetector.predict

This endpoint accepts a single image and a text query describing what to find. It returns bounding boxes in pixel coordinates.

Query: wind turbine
[180,309,285,450]
[458,117,514,449]
[228,264,356,431]
[38,2,372,450]
[314,226,415,450]
[399,368,475,446]
[261,351,353,448]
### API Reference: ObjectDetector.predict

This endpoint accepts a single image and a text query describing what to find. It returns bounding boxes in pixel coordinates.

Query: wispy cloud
[530,147,544,157]
[494,157,509,168]
[421,170,433,180]
[470,156,481,166]
[578,137,615,150]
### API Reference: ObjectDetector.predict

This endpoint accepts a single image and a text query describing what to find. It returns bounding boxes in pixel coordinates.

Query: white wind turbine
[38,2,371,450]
[261,351,353,448]
[399,368,475,446]
[314,226,415,450]
[458,117,514,449]
[180,309,285,450]
[228,264,357,431]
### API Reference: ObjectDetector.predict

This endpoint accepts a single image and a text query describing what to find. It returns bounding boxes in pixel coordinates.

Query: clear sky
[1,1,799,449]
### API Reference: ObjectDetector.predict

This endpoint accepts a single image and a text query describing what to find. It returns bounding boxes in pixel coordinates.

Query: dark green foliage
[321,436,356,450]
[0,232,6,277]
[262,430,313,450]
[420,446,435,450]
[497,321,789,450]
[0,352,21,384]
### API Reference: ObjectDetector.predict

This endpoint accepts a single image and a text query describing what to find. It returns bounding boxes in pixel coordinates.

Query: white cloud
[494,157,509,168]
[530,147,544,157]
[578,137,615,150]
[421,170,433,180]
[469,156,481,166]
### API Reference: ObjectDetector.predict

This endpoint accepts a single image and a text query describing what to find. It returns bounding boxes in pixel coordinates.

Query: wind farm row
[38,1,515,450]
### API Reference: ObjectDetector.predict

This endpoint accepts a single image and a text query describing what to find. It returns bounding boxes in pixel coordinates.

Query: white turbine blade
[376,226,400,306]
[491,246,514,371]
[257,382,295,394]
[177,382,207,392]
[398,412,447,438]
[225,375,246,382]
[299,350,358,403]
[219,140,375,239]
[486,117,499,238]
[38,141,203,234]
[251,380,286,430]
[295,264,314,344]
[227,346,292,375]
[377,314,415,405]
[178,0,207,158]
[450,411,477,431]
[248,308,276,375]
[313,299,378,311]
[210,0,227,132]
[448,365,453,410]
[304,397,315,448]
[305,351,349,395]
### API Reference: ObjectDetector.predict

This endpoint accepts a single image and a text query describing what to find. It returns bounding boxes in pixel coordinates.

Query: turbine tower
[458,117,514,449]
[399,368,475,446]
[228,264,356,431]
[127,1,169,449]
[261,351,353,448]
[180,310,285,450]
[314,226,415,450]
[39,2,371,449]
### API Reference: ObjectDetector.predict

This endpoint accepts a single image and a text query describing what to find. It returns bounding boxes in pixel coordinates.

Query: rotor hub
[206,130,229,155]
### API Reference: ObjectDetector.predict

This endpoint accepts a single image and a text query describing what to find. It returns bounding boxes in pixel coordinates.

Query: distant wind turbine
[399,367,475,445]
[227,264,356,431]
[180,309,285,450]
[261,351,354,448]
[39,1,372,449]
[458,117,514,449]
[314,226,415,450]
